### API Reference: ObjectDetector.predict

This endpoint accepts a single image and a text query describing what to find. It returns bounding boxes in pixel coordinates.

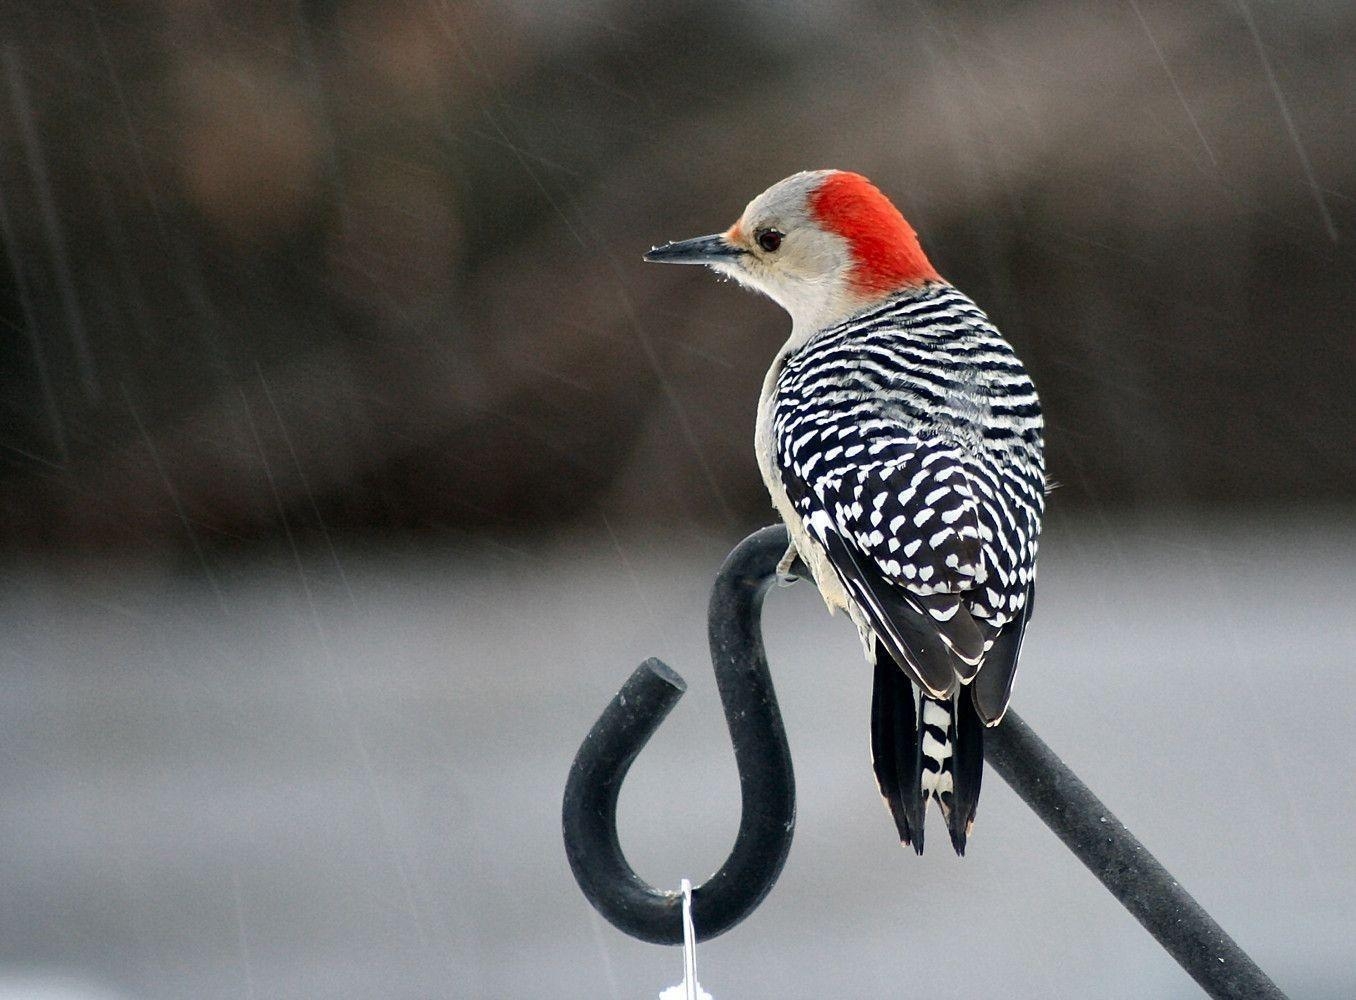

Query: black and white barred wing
[781,433,994,699]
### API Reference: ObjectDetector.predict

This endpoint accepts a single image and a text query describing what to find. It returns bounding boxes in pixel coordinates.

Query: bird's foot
[775,544,800,587]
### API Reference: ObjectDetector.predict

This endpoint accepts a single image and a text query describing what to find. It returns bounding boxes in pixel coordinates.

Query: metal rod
[561,525,795,945]
[562,525,1289,998]
[986,711,1287,999]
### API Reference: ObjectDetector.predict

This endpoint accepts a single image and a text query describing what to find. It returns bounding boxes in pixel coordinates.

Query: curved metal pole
[561,525,795,945]
[562,526,1288,999]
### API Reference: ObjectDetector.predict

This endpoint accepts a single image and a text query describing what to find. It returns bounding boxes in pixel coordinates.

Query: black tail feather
[870,647,925,854]
[945,690,984,855]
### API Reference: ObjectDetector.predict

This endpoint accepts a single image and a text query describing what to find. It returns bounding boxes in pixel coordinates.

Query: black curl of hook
[561,525,796,945]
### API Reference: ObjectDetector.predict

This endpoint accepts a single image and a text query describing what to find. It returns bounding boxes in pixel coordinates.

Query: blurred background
[1,1,1353,997]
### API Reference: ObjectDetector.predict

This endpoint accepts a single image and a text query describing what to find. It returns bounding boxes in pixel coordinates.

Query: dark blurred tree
[1,1,1353,556]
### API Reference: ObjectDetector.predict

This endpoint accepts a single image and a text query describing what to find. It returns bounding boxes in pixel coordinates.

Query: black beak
[644,233,746,265]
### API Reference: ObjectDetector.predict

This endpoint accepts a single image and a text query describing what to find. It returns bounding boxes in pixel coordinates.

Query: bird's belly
[785,508,854,617]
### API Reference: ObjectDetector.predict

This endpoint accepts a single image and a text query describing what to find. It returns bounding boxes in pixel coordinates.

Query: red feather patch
[809,172,940,294]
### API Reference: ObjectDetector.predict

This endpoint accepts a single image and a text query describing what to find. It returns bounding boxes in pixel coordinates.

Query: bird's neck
[783,282,943,353]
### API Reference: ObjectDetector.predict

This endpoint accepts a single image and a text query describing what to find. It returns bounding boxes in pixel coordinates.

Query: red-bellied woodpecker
[645,170,1044,855]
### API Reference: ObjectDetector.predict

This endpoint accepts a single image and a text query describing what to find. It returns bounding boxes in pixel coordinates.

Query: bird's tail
[870,647,984,855]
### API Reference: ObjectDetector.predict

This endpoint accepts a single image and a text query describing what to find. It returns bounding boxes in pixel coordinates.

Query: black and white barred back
[771,282,1044,854]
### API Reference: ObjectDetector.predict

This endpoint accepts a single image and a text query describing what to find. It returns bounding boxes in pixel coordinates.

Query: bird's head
[645,169,941,332]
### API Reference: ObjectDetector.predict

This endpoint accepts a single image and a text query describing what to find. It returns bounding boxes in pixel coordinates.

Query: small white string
[658,877,712,1000]
[680,879,697,1000]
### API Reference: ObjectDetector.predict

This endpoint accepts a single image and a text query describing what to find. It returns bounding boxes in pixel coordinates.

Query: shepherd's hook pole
[561,526,795,945]
[561,526,1289,999]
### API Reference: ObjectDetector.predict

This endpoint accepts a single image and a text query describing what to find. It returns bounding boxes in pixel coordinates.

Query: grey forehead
[742,170,834,228]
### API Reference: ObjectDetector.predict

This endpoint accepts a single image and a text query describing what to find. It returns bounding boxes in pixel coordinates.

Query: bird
[644,170,1044,855]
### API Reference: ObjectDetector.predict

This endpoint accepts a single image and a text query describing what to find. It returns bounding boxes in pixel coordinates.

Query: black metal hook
[562,525,1288,999]
[561,524,795,945]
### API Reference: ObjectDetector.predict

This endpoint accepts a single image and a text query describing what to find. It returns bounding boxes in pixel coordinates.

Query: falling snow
[0,2,1353,999]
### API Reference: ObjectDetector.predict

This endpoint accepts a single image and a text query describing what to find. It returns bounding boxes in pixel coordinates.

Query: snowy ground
[1,513,1352,999]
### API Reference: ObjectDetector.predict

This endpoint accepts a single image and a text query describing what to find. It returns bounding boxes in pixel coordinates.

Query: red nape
[808,171,941,295]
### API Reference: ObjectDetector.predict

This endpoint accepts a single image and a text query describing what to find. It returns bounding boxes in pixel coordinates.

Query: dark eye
[756,228,783,253]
